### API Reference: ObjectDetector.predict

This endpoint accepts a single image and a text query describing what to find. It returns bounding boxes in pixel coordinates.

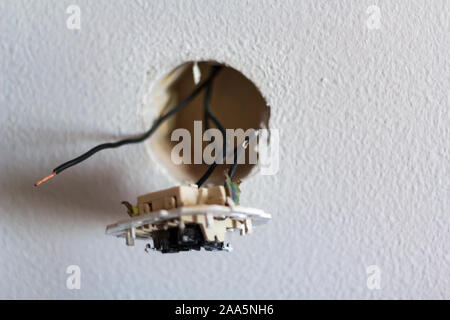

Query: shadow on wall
[2,165,127,224]
[0,126,132,225]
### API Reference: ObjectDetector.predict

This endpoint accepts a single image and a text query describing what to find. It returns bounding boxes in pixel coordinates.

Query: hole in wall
[145,61,270,185]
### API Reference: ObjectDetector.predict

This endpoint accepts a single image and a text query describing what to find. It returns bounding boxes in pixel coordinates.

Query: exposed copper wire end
[34,172,56,187]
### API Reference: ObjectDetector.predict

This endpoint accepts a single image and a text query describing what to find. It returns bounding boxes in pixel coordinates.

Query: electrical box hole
[145,61,270,185]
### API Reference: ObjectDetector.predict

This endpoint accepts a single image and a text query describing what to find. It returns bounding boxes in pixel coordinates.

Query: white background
[0,0,449,299]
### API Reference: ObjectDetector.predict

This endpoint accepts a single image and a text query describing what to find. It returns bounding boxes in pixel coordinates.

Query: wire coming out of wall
[35,65,247,188]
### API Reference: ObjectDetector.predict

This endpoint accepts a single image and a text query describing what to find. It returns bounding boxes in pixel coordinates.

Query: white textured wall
[1,0,449,299]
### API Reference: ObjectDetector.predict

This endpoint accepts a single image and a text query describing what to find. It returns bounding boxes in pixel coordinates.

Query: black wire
[227,135,249,180]
[204,81,226,161]
[196,77,225,187]
[228,152,239,179]
[195,162,218,187]
[205,90,241,180]
[196,80,245,186]
[196,137,249,187]
[204,84,226,138]
[53,65,222,175]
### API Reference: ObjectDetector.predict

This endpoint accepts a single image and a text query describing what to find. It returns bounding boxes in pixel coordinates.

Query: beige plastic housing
[137,185,226,214]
